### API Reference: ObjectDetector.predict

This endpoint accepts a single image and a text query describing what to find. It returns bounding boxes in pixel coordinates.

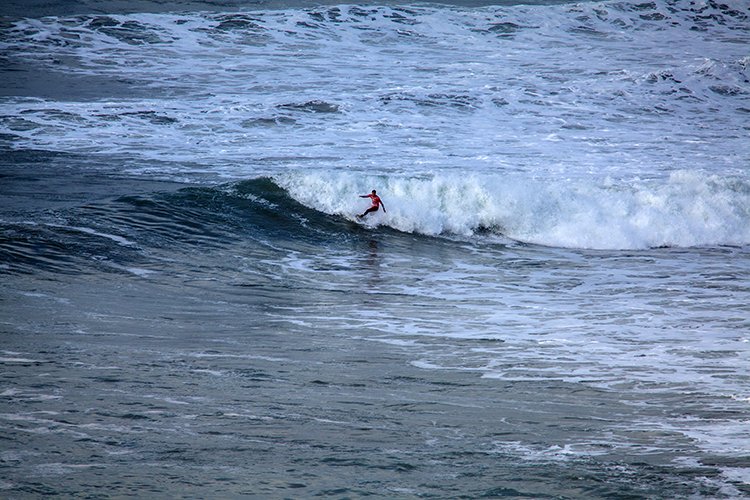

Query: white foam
[0,357,43,364]
[33,463,106,476]
[490,440,612,462]
[721,468,750,487]
[275,169,750,249]
[1,2,747,187]
[124,267,156,276]
[61,226,137,247]
[191,368,225,377]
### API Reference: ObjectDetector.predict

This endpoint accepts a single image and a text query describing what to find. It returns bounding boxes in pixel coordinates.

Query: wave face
[0,176,386,276]
[3,172,747,275]
[277,170,750,249]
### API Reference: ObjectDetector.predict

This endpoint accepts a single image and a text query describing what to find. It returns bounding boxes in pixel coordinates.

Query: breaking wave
[275,170,750,249]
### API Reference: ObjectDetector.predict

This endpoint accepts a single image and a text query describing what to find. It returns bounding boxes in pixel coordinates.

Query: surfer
[358,190,386,219]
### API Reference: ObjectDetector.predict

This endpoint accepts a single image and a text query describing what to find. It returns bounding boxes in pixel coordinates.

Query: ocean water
[1,0,750,497]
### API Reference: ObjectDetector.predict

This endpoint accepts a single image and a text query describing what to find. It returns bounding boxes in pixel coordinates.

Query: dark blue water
[2,0,750,497]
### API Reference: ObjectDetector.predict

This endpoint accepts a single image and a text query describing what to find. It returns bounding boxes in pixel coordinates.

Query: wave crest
[274,170,750,250]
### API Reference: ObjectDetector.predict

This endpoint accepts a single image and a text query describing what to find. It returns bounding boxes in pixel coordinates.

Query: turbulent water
[1,0,750,497]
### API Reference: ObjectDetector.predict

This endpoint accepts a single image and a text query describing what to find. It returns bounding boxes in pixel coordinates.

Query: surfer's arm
[381,202,386,213]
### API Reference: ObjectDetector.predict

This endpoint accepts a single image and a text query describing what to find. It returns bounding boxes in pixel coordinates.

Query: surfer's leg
[359,206,378,218]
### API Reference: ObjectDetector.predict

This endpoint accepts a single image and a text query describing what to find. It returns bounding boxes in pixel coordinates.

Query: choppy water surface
[1,0,749,497]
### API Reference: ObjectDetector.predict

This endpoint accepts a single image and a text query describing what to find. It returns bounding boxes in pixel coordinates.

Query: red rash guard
[367,194,382,208]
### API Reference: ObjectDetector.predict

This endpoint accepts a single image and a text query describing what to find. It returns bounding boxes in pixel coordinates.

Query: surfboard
[343,212,379,228]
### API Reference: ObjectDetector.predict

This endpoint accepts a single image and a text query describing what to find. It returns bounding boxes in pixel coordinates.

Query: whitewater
[1,0,749,497]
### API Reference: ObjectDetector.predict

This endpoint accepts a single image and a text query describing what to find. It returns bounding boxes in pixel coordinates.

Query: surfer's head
[372,190,377,195]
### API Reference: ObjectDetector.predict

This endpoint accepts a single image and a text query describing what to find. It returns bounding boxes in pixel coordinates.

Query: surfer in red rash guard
[357,190,386,219]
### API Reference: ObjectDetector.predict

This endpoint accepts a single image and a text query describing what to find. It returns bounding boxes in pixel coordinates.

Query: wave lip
[274,170,750,250]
